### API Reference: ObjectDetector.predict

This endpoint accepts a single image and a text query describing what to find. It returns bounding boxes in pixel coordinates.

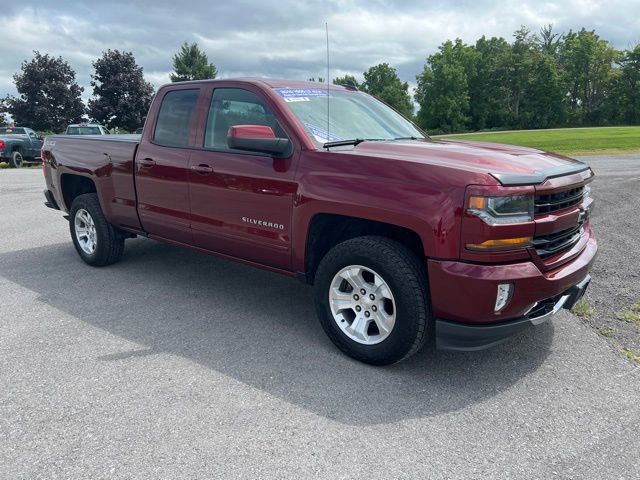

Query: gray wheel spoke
[348,314,370,342]
[329,287,356,311]
[339,267,368,292]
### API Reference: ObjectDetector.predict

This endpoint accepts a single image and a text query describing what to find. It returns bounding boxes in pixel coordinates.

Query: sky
[1,0,640,102]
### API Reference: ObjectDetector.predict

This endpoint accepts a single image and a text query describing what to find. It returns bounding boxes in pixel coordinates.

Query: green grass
[435,126,640,156]
[571,297,594,317]
[598,327,614,338]
[615,300,640,325]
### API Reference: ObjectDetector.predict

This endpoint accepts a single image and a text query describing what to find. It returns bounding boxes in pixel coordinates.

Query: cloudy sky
[2,0,639,101]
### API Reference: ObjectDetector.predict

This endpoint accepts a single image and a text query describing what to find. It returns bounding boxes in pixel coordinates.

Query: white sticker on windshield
[304,123,342,143]
[275,88,329,102]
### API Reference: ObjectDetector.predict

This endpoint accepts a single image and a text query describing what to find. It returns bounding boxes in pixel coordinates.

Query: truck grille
[533,224,583,259]
[535,186,584,215]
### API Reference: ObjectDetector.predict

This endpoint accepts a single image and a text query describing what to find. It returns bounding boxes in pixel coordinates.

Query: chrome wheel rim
[74,208,97,254]
[329,265,396,345]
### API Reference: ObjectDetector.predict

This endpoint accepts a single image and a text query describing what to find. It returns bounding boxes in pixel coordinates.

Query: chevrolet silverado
[41,79,597,365]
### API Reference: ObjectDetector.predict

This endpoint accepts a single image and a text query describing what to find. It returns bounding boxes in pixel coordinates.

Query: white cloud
[1,0,639,102]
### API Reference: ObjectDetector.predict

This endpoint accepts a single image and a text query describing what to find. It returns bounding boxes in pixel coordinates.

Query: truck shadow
[0,239,553,426]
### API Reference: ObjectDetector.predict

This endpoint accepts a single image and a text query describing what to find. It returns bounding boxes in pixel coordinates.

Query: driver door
[27,129,43,158]
[188,87,298,270]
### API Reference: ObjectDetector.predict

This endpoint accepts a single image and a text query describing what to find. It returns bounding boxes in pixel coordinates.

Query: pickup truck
[0,126,44,167]
[42,79,597,365]
[65,123,110,135]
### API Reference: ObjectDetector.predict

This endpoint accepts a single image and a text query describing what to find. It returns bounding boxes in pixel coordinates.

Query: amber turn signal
[466,236,533,251]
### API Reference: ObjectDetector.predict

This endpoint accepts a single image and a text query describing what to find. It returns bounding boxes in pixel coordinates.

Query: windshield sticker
[304,122,342,143]
[275,88,329,103]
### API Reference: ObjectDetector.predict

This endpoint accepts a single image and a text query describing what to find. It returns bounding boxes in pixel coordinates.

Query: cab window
[204,88,287,149]
[153,89,199,147]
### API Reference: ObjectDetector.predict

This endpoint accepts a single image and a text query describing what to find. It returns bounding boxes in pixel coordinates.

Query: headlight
[467,195,534,225]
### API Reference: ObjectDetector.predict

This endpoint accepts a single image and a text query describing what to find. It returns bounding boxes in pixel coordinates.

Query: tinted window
[66,127,101,135]
[0,127,26,135]
[153,89,199,147]
[204,88,286,149]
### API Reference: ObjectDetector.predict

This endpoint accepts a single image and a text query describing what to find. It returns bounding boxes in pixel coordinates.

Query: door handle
[190,164,214,175]
[138,158,156,167]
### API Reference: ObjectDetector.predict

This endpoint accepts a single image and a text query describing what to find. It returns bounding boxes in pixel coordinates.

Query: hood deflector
[490,163,591,186]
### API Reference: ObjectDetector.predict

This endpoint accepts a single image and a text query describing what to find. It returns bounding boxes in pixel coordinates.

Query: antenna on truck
[326,22,330,144]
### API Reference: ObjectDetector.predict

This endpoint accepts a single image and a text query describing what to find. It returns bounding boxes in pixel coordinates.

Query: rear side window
[153,89,199,147]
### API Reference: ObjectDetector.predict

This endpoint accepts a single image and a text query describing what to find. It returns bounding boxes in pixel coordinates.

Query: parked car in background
[65,124,110,135]
[0,126,43,168]
[134,127,143,134]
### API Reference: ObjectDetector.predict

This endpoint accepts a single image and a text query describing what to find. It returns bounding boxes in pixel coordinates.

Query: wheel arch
[301,212,426,284]
[60,173,98,211]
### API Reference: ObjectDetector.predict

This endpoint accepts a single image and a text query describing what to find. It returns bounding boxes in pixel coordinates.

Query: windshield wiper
[323,137,426,149]
[323,138,370,149]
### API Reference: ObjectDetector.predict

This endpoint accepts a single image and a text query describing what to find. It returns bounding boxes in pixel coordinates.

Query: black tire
[313,236,432,365]
[69,193,125,266]
[9,151,23,168]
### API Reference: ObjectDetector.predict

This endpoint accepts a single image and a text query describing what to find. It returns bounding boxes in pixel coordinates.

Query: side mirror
[227,125,291,156]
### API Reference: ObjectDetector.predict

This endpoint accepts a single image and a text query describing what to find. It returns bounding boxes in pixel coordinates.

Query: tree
[558,29,617,124]
[415,40,472,133]
[0,99,8,126]
[361,63,413,118]
[333,75,360,89]
[611,44,640,124]
[535,24,562,57]
[4,51,84,132]
[88,50,154,131]
[467,36,511,130]
[170,42,217,82]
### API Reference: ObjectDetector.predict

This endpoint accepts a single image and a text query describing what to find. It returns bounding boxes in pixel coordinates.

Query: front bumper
[428,228,597,351]
[436,275,590,350]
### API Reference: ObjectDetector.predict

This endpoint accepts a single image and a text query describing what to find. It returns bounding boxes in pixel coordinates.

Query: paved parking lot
[1,158,639,479]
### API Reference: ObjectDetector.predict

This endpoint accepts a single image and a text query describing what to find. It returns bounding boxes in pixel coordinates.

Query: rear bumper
[436,275,591,350]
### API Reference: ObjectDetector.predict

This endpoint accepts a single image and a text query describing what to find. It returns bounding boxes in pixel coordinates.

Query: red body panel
[42,78,597,327]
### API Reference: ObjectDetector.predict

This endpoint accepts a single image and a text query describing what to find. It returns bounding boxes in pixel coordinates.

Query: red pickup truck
[42,79,596,365]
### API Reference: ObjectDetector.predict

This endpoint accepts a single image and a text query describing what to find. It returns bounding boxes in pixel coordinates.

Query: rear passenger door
[134,88,201,244]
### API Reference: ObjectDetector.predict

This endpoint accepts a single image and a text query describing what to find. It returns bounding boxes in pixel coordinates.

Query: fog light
[495,283,513,312]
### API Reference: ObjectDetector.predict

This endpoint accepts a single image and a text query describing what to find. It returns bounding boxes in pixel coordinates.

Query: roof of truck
[160,77,352,91]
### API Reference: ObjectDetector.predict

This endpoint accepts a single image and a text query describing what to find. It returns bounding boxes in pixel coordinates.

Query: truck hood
[345,139,590,186]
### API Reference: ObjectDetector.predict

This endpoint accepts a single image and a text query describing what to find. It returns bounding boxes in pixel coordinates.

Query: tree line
[1,25,638,134]
[0,42,213,133]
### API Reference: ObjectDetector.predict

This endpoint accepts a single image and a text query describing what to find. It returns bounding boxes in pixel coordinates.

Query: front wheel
[313,236,432,365]
[69,193,125,266]
[8,151,23,168]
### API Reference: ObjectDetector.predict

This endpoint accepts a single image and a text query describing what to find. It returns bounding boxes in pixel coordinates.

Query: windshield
[66,126,102,135]
[0,127,26,135]
[273,88,424,146]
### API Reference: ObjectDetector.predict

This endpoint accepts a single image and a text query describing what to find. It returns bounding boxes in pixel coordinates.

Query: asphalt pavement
[0,158,639,479]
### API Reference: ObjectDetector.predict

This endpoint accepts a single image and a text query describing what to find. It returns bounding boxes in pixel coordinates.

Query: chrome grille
[535,186,584,215]
[533,224,583,259]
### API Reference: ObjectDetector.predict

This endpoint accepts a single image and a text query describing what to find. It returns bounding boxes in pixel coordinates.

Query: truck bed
[45,134,143,231]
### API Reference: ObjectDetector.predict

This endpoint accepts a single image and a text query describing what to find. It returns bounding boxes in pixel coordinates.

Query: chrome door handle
[190,164,214,175]
[138,158,156,167]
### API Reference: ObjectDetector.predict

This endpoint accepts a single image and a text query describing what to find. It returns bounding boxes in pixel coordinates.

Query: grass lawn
[435,126,640,156]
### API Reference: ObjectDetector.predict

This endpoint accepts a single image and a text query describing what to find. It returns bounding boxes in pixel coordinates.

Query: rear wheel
[8,151,23,168]
[313,236,432,365]
[69,193,125,266]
